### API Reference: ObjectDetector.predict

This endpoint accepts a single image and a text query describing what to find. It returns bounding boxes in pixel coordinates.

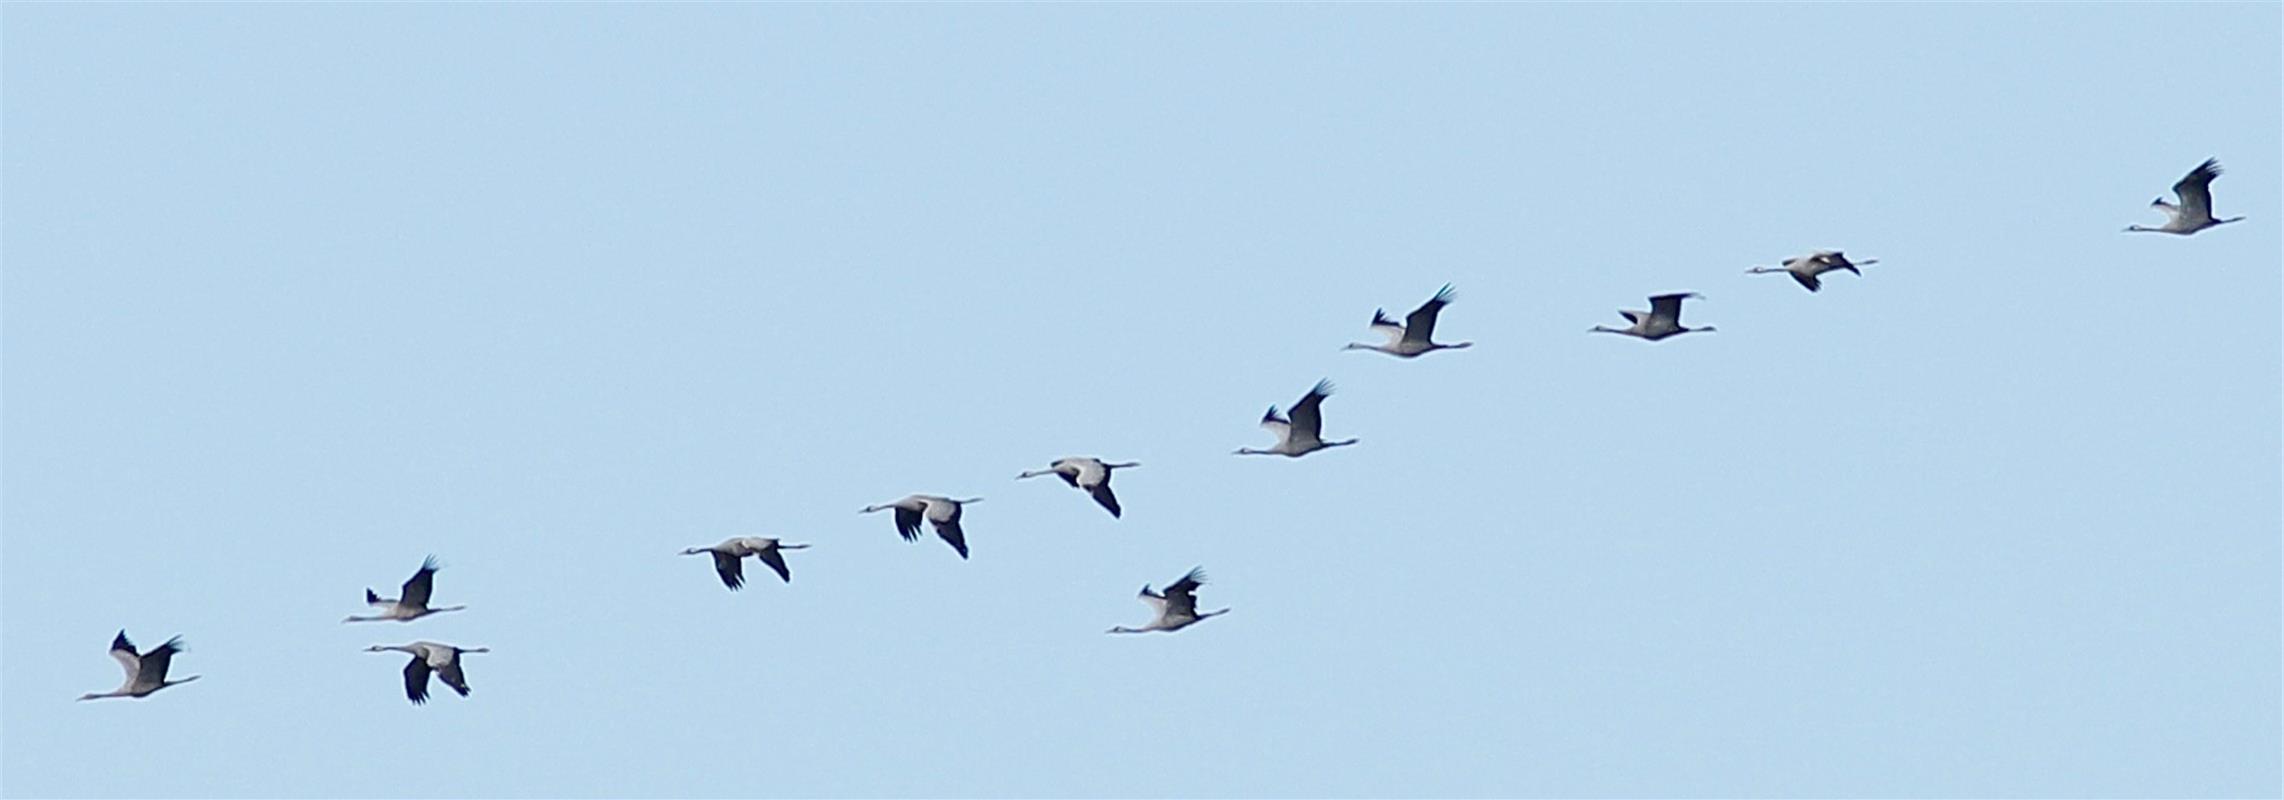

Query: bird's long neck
[77,690,126,701]
[1342,343,1385,352]
[431,605,468,615]
[1589,326,1628,335]
[343,614,384,624]
[165,675,202,688]
[1106,626,1148,635]
[1746,266,1780,274]
[1103,462,1139,469]
[1441,341,1474,350]
[1016,471,1048,480]
[2218,216,2247,225]
[778,543,810,550]
[1233,448,1269,456]
[1324,438,1359,448]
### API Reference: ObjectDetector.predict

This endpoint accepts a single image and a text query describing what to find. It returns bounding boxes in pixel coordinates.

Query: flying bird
[1017,457,1138,518]
[1590,293,1715,341]
[343,555,467,623]
[1235,379,1357,457]
[861,495,981,559]
[1747,251,1878,292]
[2125,158,2244,235]
[77,630,200,701]
[681,537,809,590]
[1107,567,1230,634]
[1343,284,1474,357]
[366,641,488,705]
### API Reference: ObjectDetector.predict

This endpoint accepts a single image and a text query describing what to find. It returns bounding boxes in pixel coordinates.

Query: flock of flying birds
[77,157,2245,706]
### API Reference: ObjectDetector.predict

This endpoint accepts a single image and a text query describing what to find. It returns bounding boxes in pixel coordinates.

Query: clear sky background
[4,4,2279,798]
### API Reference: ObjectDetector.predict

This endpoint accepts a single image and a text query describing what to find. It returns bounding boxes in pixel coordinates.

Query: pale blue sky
[4,4,2279,798]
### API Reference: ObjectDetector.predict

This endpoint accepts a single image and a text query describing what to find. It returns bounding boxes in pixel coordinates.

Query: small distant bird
[366,641,488,705]
[343,555,467,623]
[681,537,809,590]
[1017,457,1138,518]
[2126,158,2244,235]
[861,495,982,559]
[1343,284,1474,357]
[1107,567,1229,634]
[1747,251,1878,293]
[77,630,200,701]
[1590,293,1715,341]
[1235,379,1357,458]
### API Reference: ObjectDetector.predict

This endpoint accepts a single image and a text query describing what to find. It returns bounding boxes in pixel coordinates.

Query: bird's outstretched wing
[893,506,923,542]
[403,657,434,705]
[1258,406,1291,439]
[934,518,969,559]
[1288,380,1335,439]
[2173,158,2222,221]
[1648,293,1696,323]
[1162,567,1208,616]
[401,556,440,608]
[710,551,747,590]
[436,658,471,697]
[755,547,793,583]
[1368,309,1406,343]
[1403,284,1455,344]
[1088,483,1122,518]
[108,631,141,682]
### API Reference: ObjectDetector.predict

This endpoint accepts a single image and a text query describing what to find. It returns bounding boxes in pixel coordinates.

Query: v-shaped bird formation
[79,156,2246,706]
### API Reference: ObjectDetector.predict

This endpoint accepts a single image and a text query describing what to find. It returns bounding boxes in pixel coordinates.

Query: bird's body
[1591,293,1715,341]
[1018,457,1138,518]
[1344,284,1474,357]
[1747,251,1878,293]
[2126,158,2243,235]
[1236,379,1358,458]
[682,536,808,590]
[77,630,200,701]
[343,555,467,623]
[366,641,488,705]
[861,494,982,559]
[1107,567,1229,634]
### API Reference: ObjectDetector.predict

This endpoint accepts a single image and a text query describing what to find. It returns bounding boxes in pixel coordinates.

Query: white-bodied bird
[1107,567,1229,634]
[343,555,467,623]
[1590,293,1715,341]
[1235,379,1357,458]
[366,641,488,705]
[1343,284,1474,357]
[1017,457,1138,518]
[1747,251,1878,293]
[2126,158,2243,235]
[861,495,981,559]
[77,630,200,701]
[682,537,808,590]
